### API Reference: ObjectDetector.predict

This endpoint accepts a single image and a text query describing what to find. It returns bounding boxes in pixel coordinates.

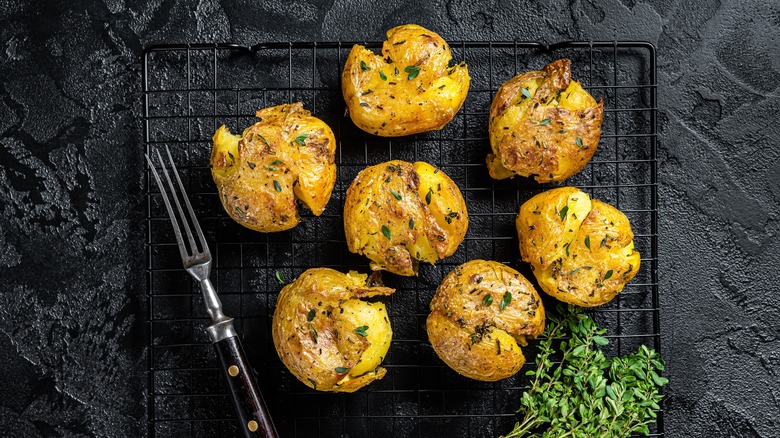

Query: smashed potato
[342,24,470,136]
[344,160,468,276]
[427,260,545,381]
[272,268,394,392]
[517,187,640,307]
[210,102,336,232]
[487,59,604,183]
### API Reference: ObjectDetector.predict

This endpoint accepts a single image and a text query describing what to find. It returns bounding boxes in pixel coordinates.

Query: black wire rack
[143,40,660,438]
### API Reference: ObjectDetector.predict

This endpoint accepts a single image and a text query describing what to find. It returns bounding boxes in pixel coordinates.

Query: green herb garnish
[425,188,433,205]
[521,88,532,99]
[503,305,667,438]
[404,65,421,80]
[409,218,415,229]
[354,325,369,337]
[307,308,316,321]
[381,225,392,240]
[360,60,371,71]
[334,367,350,373]
[389,189,402,200]
[294,134,308,146]
[499,292,512,311]
[576,136,584,148]
[559,205,569,221]
[379,70,387,81]
[275,270,285,284]
[584,235,591,250]
[604,270,614,280]
[482,294,493,306]
[536,118,551,126]
[273,180,282,192]
[271,159,283,165]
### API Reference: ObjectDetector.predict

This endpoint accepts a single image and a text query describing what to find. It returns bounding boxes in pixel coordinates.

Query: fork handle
[214,335,278,438]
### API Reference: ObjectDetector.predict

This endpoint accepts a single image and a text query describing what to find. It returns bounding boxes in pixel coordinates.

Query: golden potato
[426,260,545,381]
[210,102,336,232]
[517,187,641,307]
[272,268,394,392]
[487,59,604,183]
[344,160,468,276]
[342,24,470,136]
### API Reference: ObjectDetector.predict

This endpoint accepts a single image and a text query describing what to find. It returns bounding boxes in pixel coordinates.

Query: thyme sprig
[503,305,666,438]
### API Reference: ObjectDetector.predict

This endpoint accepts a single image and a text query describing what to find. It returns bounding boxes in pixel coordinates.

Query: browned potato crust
[517,187,641,307]
[272,268,394,392]
[210,102,336,232]
[426,260,545,381]
[343,160,468,276]
[487,59,604,183]
[342,24,470,137]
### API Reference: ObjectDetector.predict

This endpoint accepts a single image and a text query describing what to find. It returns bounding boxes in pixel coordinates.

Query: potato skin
[342,24,470,137]
[427,260,545,381]
[344,160,468,276]
[272,268,394,392]
[487,59,604,183]
[210,102,336,232]
[517,187,641,307]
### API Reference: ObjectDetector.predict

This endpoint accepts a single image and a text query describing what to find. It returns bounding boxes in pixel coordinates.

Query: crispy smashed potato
[342,24,470,136]
[272,268,394,392]
[487,59,604,183]
[427,260,545,381]
[517,187,641,307]
[210,102,336,232]
[344,160,468,276]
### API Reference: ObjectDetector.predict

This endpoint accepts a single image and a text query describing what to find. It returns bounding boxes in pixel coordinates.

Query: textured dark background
[1,0,778,437]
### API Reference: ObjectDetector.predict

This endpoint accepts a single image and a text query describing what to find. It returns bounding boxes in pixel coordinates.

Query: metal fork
[146,147,277,438]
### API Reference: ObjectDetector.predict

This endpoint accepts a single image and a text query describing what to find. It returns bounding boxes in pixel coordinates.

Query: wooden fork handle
[213,335,278,438]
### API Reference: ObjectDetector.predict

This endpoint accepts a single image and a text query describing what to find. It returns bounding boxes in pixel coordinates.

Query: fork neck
[200,278,228,323]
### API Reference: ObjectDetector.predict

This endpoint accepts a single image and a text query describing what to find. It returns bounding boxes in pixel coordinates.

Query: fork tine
[145,153,189,261]
[156,149,200,257]
[165,146,210,257]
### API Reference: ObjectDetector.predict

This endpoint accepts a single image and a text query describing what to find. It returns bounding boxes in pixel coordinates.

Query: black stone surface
[1,0,778,437]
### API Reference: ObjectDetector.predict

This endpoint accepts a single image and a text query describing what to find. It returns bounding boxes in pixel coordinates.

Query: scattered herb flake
[389,189,402,200]
[379,70,387,81]
[576,136,584,148]
[409,218,415,229]
[482,294,493,306]
[309,324,318,343]
[360,60,371,71]
[247,161,256,169]
[521,88,532,99]
[275,270,286,284]
[381,225,392,240]
[354,325,369,337]
[273,180,282,192]
[604,270,614,280]
[584,235,591,250]
[404,65,421,80]
[271,159,283,165]
[537,118,551,126]
[307,309,316,322]
[425,188,433,205]
[334,367,350,374]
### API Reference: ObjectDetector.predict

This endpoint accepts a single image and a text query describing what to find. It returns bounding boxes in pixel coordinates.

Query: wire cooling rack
[143,40,660,437]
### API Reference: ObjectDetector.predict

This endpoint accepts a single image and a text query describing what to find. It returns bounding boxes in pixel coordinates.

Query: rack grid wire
[143,40,660,438]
